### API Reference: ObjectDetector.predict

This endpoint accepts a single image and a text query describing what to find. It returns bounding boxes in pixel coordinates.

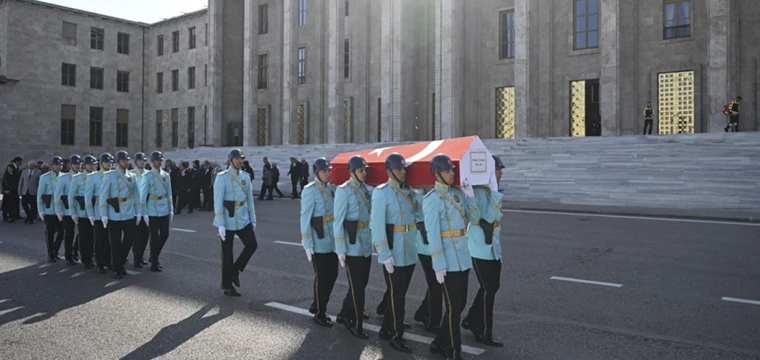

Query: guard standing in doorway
[37,156,64,262]
[70,155,97,269]
[213,149,258,296]
[131,152,151,268]
[371,153,420,353]
[462,155,506,347]
[643,101,655,135]
[86,153,113,274]
[334,155,373,339]
[141,151,174,272]
[55,154,81,265]
[424,154,480,360]
[301,157,338,327]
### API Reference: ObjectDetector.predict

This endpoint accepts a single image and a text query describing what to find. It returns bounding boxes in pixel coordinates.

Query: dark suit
[288,162,301,198]
[176,169,192,213]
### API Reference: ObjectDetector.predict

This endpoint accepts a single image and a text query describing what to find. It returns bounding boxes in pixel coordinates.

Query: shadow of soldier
[120,301,234,360]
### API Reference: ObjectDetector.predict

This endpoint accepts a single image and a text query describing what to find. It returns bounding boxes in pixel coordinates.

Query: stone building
[0,0,757,164]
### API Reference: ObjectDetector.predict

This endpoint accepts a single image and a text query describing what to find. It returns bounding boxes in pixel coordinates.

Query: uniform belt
[231,200,246,207]
[116,197,130,204]
[475,221,500,229]
[357,221,370,229]
[440,229,466,237]
[322,215,335,222]
[93,196,99,201]
[393,223,416,232]
[148,195,167,200]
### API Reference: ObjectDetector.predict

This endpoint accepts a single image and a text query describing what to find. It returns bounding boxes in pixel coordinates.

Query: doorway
[569,79,600,137]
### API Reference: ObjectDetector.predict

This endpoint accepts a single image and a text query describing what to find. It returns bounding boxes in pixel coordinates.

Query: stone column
[243,0,256,147]
[600,0,620,136]
[514,0,531,138]
[326,0,345,143]
[208,0,224,146]
[706,0,731,132]
[281,0,294,145]
[380,0,399,141]
[436,0,464,139]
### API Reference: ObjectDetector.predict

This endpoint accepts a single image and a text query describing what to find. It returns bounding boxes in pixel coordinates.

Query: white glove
[39,212,45,221]
[435,269,447,284]
[71,215,79,225]
[461,179,475,198]
[383,257,395,274]
[338,253,346,268]
[89,216,95,226]
[305,248,314,262]
[218,226,226,240]
[143,215,150,226]
[253,222,256,231]
[136,215,142,225]
[489,172,499,192]
[101,216,108,228]
[56,213,64,222]
[170,213,174,223]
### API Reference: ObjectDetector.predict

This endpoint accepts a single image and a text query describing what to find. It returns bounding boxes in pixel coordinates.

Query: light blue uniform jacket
[423,182,480,272]
[371,179,420,267]
[141,168,174,217]
[68,171,94,218]
[467,187,505,261]
[37,171,60,216]
[85,170,107,219]
[54,172,76,217]
[300,179,336,254]
[213,168,256,231]
[99,167,141,221]
[333,178,373,258]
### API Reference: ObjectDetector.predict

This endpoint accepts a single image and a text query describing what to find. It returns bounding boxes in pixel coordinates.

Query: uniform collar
[349,177,362,187]
[116,167,127,175]
[387,178,403,188]
[315,178,328,187]
[435,182,451,192]
[228,167,241,175]
[134,167,146,175]
[151,167,161,174]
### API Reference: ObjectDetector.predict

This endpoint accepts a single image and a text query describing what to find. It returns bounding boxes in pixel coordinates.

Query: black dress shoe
[475,335,504,347]
[224,288,241,297]
[313,315,333,327]
[308,303,316,314]
[232,270,241,288]
[97,267,107,274]
[120,269,128,276]
[362,312,370,320]
[348,326,369,340]
[403,322,411,329]
[113,271,123,279]
[461,318,472,330]
[48,257,57,263]
[66,259,76,266]
[150,265,162,272]
[425,325,441,335]
[429,342,455,359]
[335,315,347,325]
[134,262,143,269]
[389,337,412,353]
[140,260,149,266]
[378,330,393,340]
[83,263,94,270]
[376,304,384,316]
[414,312,426,324]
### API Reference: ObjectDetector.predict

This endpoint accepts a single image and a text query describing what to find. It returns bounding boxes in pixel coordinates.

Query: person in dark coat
[175,162,193,214]
[165,160,179,208]
[259,157,273,200]
[288,157,301,199]
[271,163,284,198]
[2,163,18,222]
[191,160,203,211]
[299,158,309,191]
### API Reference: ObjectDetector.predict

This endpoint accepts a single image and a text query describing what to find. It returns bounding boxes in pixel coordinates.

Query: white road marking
[265,302,486,356]
[550,276,623,288]
[273,241,378,256]
[171,228,197,233]
[501,209,760,226]
[722,297,760,306]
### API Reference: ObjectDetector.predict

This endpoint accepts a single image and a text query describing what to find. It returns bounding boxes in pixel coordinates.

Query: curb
[501,204,760,223]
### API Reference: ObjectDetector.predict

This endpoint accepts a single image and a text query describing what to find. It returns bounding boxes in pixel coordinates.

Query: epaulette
[338,181,350,188]
[376,183,387,189]
[304,181,315,188]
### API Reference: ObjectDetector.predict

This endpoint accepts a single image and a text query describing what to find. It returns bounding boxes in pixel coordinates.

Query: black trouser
[94,220,111,268]
[62,216,76,261]
[191,188,201,209]
[200,186,209,209]
[77,219,94,265]
[132,220,150,263]
[22,194,36,220]
[465,258,501,338]
[202,187,213,210]
[150,215,171,265]
[259,183,273,199]
[415,254,443,329]
[272,183,284,197]
[381,264,415,338]
[643,119,653,135]
[338,256,372,328]
[433,270,470,358]
[311,252,339,318]
[44,215,64,259]
[726,116,739,132]
[5,192,19,219]
[291,178,300,197]
[108,219,136,272]
[221,223,258,289]
[176,190,191,212]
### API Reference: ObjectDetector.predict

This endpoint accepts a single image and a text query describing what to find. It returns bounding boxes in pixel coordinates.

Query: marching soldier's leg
[233,224,258,276]
[220,231,237,295]
[464,258,502,346]
[62,216,76,264]
[121,219,137,272]
[337,256,370,339]
[133,221,150,267]
[94,221,109,272]
[434,270,470,359]
[149,215,170,271]
[78,219,95,268]
[52,216,64,258]
[415,254,442,333]
[109,221,124,278]
[311,253,338,326]
[44,215,57,261]
[380,264,415,352]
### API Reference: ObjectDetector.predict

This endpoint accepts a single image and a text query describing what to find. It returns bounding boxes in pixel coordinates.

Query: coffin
[329,136,495,188]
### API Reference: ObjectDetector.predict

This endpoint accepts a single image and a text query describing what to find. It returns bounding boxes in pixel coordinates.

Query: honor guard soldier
[69,155,97,269]
[100,150,143,279]
[55,155,82,265]
[334,155,373,339]
[424,154,480,360]
[131,152,151,268]
[141,151,174,272]
[371,153,420,353]
[37,156,64,262]
[462,155,506,347]
[300,157,339,327]
[213,149,258,297]
[414,186,443,335]
[86,153,113,274]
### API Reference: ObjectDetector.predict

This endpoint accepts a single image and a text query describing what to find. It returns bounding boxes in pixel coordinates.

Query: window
[259,4,269,34]
[188,66,196,89]
[344,38,350,79]
[172,69,179,91]
[156,110,163,148]
[157,72,163,93]
[90,67,104,89]
[62,63,76,87]
[117,32,130,54]
[297,47,306,85]
[90,27,104,50]
[205,23,208,45]
[499,10,515,59]
[189,27,197,49]
[62,22,76,45]
[664,0,690,39]
[345,0,349,16]
[157,35,164,56]
[258,54,268,89]
[60,105,75,145]
[171,108,179,147]
[187,106,195,148]
[574,0,598,49]
[298,0,307,26]
[89,107,103,146]
[204,64,208,86]
[117,71,129,93]
[172,31,179,53]
[116,109,129,147]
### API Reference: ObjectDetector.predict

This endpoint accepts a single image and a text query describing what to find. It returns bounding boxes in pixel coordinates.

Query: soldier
[301,157,338,327]
[131,152,151,268]
[413,186,442,335]
[69,155,97,269]
[100,150,143,279]
[213,149,258,297]
[37,156,64,262]
[86,153,113,274]
[725,96,741,132]
[643,101,655,135]
[54,155,81,265]
[460,155,506,347]
[141,151,174,272]
[334,155,373,339]
[371,153,420,353]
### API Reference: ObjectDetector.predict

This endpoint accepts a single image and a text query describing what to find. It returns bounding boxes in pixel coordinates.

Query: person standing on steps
[69,155,97,270]
[301,157,338,327]
[643,101,655,135]
[213,149,258,297]
[54,154,81,265]
[86,153,113,274]
[424,153,480,360]
[462,155,506,348]
[37,156,64,262]
[131,152,151,269]
[725,96,741,132]
[141,151,174,272]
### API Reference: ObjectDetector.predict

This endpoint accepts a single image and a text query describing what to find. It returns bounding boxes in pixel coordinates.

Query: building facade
[0,0,757,164]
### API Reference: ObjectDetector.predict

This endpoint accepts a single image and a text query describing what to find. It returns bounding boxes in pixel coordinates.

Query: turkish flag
[329,136,494,188]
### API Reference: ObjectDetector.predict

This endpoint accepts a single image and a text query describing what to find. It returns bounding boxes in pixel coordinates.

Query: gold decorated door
[658,71,694,134]
[256,108,267,146]
[343,100,350,143]
[570,81,586,137]
[296,104,305,145]
[495,87,515,139]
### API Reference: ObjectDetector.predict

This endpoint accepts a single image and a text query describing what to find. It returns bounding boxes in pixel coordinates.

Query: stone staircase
[163,132,760,212]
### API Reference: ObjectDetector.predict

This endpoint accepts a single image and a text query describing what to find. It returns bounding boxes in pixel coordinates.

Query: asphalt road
[1,199,759,360]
